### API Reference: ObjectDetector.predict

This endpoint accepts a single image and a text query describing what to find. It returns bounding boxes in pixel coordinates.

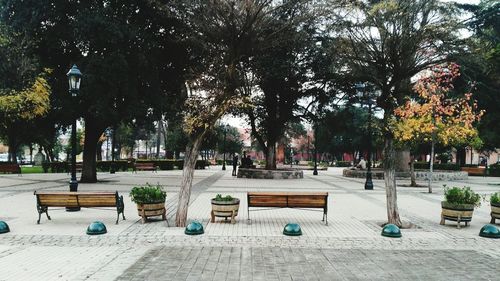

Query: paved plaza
[0,167,500,280]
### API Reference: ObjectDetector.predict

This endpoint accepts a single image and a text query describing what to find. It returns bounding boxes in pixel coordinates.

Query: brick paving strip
[116,247,500,281]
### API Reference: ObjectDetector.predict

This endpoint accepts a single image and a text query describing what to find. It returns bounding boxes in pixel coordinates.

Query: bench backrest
[247,192,328,208]
[35,191,117,208]
[136,163,154,167]
[0,164,21,172]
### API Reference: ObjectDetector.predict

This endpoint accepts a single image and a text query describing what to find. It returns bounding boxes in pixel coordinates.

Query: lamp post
[110,126,116,174]
[222,125,227,171]
[355,83,373,190]
[67,64,82,211]
[313,124,318,175]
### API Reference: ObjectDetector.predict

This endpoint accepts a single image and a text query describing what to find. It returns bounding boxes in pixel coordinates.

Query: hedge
[40,159,210,173]
[489,163,500,177]
[334,161,352,167]
[413,162,461,171]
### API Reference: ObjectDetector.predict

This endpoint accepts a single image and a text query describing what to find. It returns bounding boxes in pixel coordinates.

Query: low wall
[342,169,468,181]
[237,168,304,179]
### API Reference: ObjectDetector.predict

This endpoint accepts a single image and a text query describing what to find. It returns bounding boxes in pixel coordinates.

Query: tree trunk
[409,155,417,187]
[8,144,17,163]
[156,119,162,159]
[175,136,204,227]
[81,120,102,183]
[265,142,277,170]
[456,147,465,167]
[383,136,402,227]
[395,149,411,172]
[428,139,435,193]
[96,141,103,161]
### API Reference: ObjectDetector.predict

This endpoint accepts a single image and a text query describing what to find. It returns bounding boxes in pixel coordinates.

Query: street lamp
[67,64,82,211]
[313,124,318,175]
[355,82,374,190]
[110,126,116,174]
[222,125,227,171]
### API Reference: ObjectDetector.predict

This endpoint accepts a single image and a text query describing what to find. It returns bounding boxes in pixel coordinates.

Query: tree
[173,0,274,227]
[393,63,483,193]
[244,1,328,170]
[456,0,500,151]
[1,0,188,181]
[0,24,51,162]
[0,71,51,162]
[331,0,465,226]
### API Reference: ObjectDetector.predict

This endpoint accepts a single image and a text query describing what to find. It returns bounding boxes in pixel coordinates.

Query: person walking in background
[232,154,238,176]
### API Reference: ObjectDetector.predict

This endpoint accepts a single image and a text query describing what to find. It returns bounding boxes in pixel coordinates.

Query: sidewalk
[0,168,499,280]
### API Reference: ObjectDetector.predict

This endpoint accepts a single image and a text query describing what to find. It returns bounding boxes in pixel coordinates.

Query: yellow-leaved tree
[0,72,51,161]
[393,63,483,193]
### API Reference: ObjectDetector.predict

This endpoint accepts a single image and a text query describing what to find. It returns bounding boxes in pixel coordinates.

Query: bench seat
[247,192,328,224]
[34,191,125,224]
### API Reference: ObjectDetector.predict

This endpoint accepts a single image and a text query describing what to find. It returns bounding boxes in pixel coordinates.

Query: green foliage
[129,184,166,204]
[490,192,500,204]
[443,186,481,207]
[488,163,500,177]
[214,194,234,202]
[413,162,460,171]
[334,161,352,167]
[20,166,44,173]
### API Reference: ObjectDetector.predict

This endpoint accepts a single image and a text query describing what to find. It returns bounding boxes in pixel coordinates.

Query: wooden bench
[34,191,125,224]
[247,192,328,225]
[461,167,485,176]
[0,164,21,174]
[133,162,157,172]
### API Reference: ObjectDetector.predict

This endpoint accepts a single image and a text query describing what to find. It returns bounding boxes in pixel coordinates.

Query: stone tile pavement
[0,167,500,280]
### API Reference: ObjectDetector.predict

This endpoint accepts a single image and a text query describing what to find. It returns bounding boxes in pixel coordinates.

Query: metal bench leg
[247,206,251,224]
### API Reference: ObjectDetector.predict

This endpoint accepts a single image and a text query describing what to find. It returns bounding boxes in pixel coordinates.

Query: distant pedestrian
[232,154,238,176]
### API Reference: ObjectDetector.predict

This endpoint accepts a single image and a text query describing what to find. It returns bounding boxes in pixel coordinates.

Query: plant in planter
[440,186,481,229]
[211,194,240,224]
[490,192,500,224]
[130,184,167,224]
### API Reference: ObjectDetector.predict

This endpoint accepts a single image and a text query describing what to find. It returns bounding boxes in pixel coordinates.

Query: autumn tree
[0,24,51,162]
[393,64,483,192]
[330,0,465,226]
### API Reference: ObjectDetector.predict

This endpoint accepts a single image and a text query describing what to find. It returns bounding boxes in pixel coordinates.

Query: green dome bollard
[185,221,204,235]
[381,224,401,238]
[0,221,10,234]
[86,221,107,235]
[479,224,500,239]
[283,223,302,236]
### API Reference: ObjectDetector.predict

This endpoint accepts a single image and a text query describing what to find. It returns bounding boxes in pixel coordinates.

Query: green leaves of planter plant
[490,192,500,205]
[443,186,481,207]
[130,184,166,204]
[214,194,234,201]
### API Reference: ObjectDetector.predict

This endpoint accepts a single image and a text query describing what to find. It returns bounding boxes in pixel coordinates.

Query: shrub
[489,163,500,177]
[213,194,235,201]
[414,162,460,171]
[130,184,166,204]
[335,161,351,167]
[443,186,481,207]
[491,192,500,205]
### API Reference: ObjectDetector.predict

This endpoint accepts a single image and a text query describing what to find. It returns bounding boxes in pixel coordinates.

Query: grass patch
[21,166,44,174]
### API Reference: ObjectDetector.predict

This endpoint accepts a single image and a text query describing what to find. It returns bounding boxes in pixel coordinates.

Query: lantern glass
[67,64,82,96]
